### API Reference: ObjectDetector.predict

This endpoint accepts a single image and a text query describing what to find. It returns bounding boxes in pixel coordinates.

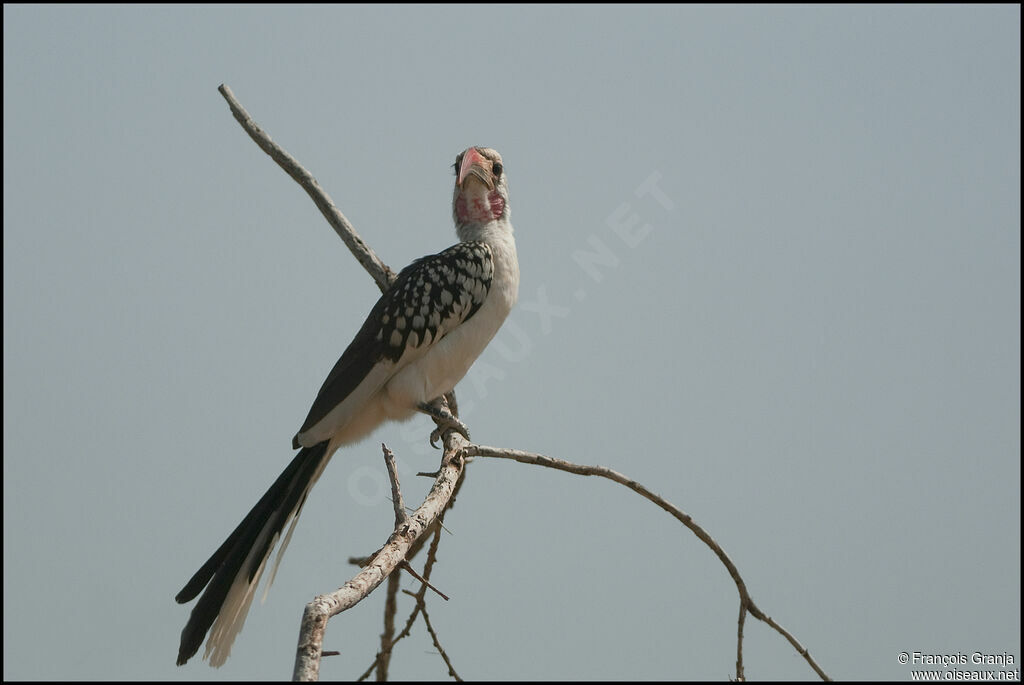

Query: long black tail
[175,441,331,666]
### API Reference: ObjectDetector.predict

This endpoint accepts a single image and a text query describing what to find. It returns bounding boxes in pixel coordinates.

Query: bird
[175,146,519,667]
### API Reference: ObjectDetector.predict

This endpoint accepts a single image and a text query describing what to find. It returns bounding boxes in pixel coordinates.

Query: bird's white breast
[381,225,518,418]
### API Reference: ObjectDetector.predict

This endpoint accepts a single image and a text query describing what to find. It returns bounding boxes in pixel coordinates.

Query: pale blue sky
[4,4,1020,681]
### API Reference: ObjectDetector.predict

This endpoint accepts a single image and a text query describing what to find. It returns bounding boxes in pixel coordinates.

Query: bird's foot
[418,401,471,448]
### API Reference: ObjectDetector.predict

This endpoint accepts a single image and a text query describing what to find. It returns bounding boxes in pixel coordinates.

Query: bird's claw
[418,401,471,449]
[429,416,471,449]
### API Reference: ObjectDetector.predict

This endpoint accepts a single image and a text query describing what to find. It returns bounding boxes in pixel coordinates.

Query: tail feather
[176,441,331,667]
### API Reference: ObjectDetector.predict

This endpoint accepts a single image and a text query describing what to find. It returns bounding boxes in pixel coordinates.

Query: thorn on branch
[399,561,450,601]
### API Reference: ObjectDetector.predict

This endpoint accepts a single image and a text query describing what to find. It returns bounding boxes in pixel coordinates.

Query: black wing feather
[292,242,493,446]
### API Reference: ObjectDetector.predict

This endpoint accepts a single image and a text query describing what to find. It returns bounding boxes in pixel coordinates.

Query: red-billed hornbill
[176,147,518,667]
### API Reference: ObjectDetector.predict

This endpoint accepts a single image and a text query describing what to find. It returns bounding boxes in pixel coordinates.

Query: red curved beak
[457,147,494,190]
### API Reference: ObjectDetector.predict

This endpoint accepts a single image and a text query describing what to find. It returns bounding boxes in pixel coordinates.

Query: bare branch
[292,437,467,681]
[415,594,462,681]
[216,84,395,291]
[748,606,831,682]
[736,602,747,681]
[382,444,408,527]
[377,571,401,682]
[465,444,831,682]
[357,500,454,681]
[466,446,752,597]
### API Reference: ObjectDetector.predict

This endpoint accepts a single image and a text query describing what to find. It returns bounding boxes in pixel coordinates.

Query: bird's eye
[492,162,503,177]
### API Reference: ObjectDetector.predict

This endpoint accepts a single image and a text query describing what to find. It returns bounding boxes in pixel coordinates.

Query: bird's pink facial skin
[455,189,504,224]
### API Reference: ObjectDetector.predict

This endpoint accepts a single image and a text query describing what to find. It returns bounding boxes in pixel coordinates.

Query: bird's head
[452,147,509,237]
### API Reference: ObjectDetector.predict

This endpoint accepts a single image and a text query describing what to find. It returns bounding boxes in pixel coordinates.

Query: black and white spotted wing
[292,241,494,446]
